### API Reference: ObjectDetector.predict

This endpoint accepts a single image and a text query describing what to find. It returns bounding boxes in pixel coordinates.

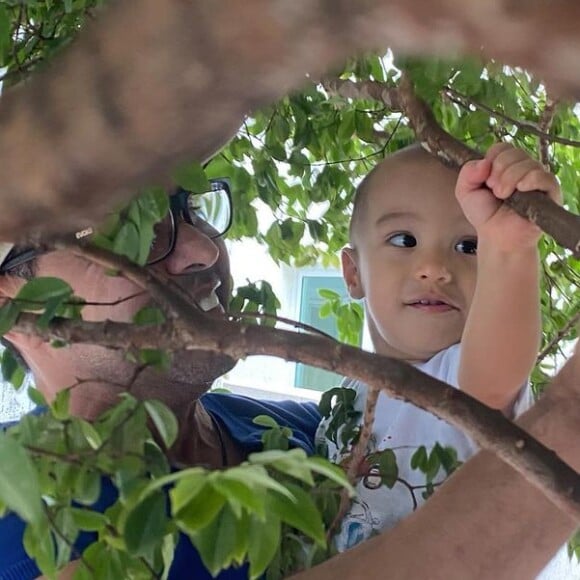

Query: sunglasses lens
[186,186,231,237]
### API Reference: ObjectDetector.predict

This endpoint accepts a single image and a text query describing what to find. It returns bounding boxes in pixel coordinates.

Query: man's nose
[163,223,220,275]
[413,251,453,283]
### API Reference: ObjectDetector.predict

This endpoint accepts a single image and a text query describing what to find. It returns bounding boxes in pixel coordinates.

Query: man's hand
[455,143,561,251]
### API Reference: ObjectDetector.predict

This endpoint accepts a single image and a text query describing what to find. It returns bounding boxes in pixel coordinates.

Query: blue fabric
[201,392,321,455]
[0,393,321,579]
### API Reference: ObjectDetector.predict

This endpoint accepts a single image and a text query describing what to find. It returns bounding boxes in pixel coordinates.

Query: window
[294,275,361,391]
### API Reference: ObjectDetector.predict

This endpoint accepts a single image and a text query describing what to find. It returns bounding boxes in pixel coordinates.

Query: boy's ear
[341,247,364,300]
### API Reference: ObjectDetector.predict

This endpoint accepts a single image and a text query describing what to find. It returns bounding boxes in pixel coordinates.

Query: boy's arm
[455,144,561,411]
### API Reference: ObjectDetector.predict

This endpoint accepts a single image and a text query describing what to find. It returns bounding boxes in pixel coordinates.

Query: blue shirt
[0,393,321,579]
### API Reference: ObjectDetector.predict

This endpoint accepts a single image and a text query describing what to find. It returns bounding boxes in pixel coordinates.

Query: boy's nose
[163,222,220,275]
[414,253,453,284]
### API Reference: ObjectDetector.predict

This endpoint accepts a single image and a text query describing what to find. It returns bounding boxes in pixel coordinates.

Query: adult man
[0,180,320,579]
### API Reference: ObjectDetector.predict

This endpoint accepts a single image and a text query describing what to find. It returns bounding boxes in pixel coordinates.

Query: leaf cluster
[229,280,281,326]
[318,288,363,346]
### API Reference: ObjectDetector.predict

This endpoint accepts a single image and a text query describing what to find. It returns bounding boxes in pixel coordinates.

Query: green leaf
[371,448,399,489]
[133,306,166,326]
[252,415,280,429]
[74,468,102,506]
[36,296,65,329]
[411,446,428,471]
[189,504,240,576]
[173,161,211,193]
[212,476,266,519]
[175,483,226,533]
[144,400,178,448]
[161,533,177,580]
[113,221,140,262]
[138,186,170,222]
[70,508,108,532]
[138,348,171,372]
[78,420,102,450]
[221,465,295,499]
[250,448,315,486]
[124,490,168,556]
[51,388,71,421]
[425,448,442,481]
[319,288,338,300]
[247,513,281,579]
[23,522,56,577]
[1,348,25,389]
[307,456,353,491]
[0,6,11,64]
[0,433,43,525]
[27,387,47,407]
[0,302,20,336]
[267,483,326,547]
[15,277,73,310]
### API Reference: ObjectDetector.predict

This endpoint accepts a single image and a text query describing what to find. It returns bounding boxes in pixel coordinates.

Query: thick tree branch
[12,310,580,522]
[4,0,580,240]
[325,76,580,258]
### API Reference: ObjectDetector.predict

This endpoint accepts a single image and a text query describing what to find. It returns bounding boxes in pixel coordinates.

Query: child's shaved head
[349,144,452,246]
[341,142,476,361]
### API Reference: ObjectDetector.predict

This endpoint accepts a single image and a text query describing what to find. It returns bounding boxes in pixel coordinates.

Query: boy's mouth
[406,297,458,313]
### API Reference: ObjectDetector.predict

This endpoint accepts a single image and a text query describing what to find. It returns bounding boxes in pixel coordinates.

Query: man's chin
[170,349,236,386]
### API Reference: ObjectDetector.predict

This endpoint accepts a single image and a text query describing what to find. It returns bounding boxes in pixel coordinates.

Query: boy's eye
[387,233,417,248]
[455,238,478,255]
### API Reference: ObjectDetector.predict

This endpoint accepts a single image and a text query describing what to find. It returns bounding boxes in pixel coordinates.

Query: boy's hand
[455,143,561,251]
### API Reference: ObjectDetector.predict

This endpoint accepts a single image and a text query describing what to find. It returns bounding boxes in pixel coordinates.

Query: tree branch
[325,76,580,258]
[12,309,580,522]
[4,0,580,241]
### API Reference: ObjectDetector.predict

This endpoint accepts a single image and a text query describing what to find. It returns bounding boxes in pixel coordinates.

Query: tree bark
[2,0,580,239]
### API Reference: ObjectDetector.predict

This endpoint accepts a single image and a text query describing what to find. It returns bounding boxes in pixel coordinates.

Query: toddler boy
[317,143,561,550]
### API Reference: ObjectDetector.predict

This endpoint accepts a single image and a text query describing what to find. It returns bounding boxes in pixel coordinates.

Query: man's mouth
[194,279,224,313]
[198,289,221,312]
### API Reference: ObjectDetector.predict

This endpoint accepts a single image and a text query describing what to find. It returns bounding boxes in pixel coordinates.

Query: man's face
[8,211,235,390]
[343,153,478,362]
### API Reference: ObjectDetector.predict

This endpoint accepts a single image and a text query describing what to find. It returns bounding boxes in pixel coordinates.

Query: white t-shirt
[316,343,533,552]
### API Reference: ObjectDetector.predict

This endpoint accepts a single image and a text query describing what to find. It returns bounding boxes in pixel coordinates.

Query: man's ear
[341,247,364,300]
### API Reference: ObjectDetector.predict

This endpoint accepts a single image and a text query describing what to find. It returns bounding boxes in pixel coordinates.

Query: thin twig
[537,310,580,365]
[229,310,336,341]
[538,97,559,169]
[326,383,381,541]
[444,87,578,148]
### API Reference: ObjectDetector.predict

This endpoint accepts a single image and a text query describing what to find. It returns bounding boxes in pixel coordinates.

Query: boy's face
[343,152,478,362]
